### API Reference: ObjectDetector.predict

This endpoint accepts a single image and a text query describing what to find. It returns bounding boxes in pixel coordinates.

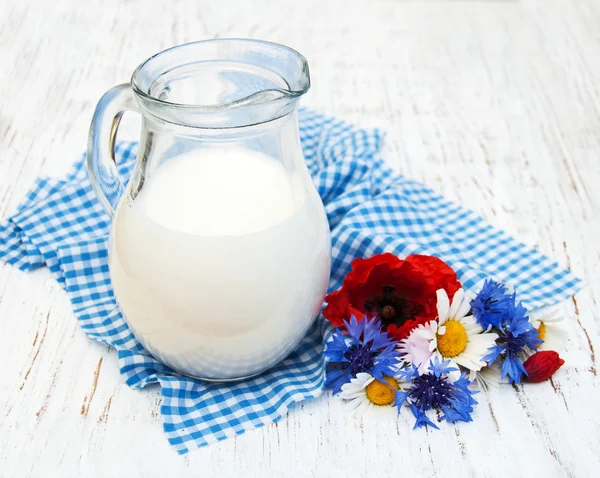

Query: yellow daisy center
[537,322,546,341]
[437,320,468,358]
[366,376,399,406]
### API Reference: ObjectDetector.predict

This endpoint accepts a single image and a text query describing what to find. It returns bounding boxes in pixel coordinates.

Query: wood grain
[1,0,599,476]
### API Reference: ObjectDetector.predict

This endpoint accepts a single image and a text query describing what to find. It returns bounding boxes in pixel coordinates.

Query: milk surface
[109,148,330,379]
[142,149,300,235]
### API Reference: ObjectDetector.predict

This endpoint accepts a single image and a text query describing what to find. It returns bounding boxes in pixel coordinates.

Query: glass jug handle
[87,84,139,217]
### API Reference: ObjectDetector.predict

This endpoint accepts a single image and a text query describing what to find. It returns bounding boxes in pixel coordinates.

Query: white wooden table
[1,0,599,476]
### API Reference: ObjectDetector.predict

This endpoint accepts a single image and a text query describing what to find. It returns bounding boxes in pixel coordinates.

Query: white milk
[109,149,331,379]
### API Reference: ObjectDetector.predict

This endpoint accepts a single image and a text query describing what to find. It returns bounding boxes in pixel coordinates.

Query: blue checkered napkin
[0,109,581,453]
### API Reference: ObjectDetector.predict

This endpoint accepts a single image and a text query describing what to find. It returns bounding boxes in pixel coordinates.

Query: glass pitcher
[87,39,331,381]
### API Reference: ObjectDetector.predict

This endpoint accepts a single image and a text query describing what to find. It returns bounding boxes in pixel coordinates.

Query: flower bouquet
[323,253,566,427]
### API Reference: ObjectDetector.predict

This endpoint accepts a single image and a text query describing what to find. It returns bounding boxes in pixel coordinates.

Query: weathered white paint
[1,0,599,476]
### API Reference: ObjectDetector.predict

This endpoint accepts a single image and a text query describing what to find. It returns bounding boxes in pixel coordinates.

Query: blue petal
[360,317,379,344]
[371,360,399,382]
[398,363,420,382]
[502,297,533,335]
[428,356,458,377]
[394,390,410,411]
[410,404,439,430]
[341,316,398,355]
[440,373,478,423]
[370,327,396,350]
[323,331,351,362]
[483,345,504,364]
[441,406,471,424]
[522,328,543,351]
[471,279,512,329]
[500,354,526,384]
[343,316,362,343]
[325,368,351,395]
[443,407,473,424]
[452,374,479,400]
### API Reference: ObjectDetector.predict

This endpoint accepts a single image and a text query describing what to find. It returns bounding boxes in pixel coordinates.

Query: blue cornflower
[394,357,478,429]
[471,279,513,329]
[324,316,399,394]
[484,299,542,384]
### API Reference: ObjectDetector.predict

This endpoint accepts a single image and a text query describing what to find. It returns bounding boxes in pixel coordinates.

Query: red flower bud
[523,351,565,383]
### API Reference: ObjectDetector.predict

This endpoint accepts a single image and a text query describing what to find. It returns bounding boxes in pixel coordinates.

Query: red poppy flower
[323,253,461,341]
[523,351,565,383]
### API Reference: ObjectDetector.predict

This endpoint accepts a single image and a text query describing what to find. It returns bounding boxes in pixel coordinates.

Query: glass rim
[131,38,311,111]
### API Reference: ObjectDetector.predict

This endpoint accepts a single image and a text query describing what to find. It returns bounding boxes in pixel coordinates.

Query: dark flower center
[381,305,396,320]
[503,331,529,358]
[342,344,377,376]
[364,285,421,328]
[480,297,503,317]
[409,373,454,410]
[483,297,497,309]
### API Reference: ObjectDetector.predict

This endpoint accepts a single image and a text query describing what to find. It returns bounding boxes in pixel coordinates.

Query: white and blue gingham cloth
[0,109,581,453]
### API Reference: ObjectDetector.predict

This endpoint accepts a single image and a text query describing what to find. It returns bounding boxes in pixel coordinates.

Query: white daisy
[529,306,567,352]
[338,372,400,416]
[434,288,499,378]
[399,288,500,380]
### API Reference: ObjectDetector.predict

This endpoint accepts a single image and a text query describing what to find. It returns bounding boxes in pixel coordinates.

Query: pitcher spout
[131,39,310,129]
